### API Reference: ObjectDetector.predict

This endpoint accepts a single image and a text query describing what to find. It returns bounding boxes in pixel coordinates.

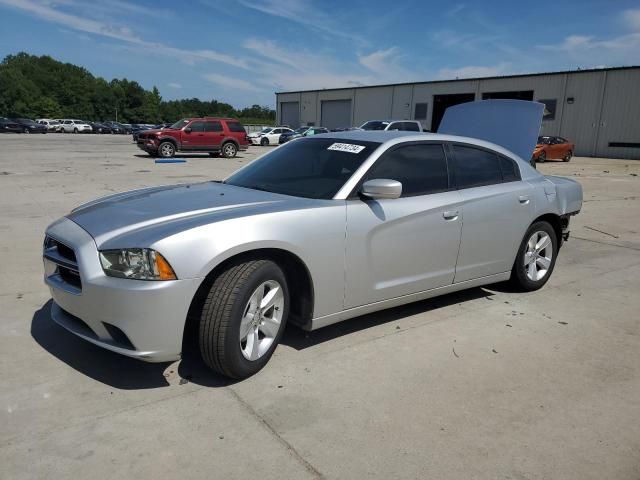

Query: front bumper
[43,217,201,362]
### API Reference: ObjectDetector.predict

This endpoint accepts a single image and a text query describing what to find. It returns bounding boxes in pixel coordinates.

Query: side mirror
[361,179,402,200]
[184,127,192,133]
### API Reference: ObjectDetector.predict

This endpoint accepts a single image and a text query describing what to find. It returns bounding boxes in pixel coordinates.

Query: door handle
[443,210,459,220]
[519,195,530,204]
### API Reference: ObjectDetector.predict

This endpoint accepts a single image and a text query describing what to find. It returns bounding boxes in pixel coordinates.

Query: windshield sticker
[327,143,366,154]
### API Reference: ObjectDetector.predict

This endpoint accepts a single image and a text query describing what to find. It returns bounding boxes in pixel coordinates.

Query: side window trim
[348,141,453,199]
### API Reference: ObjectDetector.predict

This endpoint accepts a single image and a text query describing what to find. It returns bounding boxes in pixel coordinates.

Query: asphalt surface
[1,134,639,479]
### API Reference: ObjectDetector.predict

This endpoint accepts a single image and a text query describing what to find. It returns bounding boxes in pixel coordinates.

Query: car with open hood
[43,100,582,379]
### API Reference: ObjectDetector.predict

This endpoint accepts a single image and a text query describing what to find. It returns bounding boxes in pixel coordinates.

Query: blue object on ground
[155,159,186,164]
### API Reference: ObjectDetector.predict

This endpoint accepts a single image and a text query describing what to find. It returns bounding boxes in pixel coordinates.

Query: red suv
[137,118,249,158]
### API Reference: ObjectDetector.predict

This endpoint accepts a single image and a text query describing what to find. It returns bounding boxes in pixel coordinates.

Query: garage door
[280,102,299,128]
[321,100,352,129]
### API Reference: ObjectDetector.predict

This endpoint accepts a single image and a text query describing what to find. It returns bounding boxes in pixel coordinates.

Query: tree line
[0,53,275,124]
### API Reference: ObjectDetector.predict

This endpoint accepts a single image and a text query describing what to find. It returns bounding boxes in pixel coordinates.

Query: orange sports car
[533,136,575,162]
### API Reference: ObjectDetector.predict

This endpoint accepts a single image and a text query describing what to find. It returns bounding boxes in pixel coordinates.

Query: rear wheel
[510,221,558,291]
[199,260,289,379]
[73,128,78,134]
[222,142,238,158]
[563,150,572,162]
[158,141,175,158]
[23,128,30,134]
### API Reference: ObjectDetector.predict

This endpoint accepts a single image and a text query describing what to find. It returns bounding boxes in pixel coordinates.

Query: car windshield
[170,119,190,129]
[537,136,552,144]
[18,118,37,125]
[225,138,381,199]
[360,121,390,130]
[294,127,308,133]
[260,128,273,134]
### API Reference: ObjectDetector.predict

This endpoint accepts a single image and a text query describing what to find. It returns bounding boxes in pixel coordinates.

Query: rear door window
[451,145,503,188]
[499,156,520,182]
[204,121,223,132]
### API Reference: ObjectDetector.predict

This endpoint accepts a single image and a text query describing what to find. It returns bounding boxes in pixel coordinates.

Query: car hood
[67,182,312,247]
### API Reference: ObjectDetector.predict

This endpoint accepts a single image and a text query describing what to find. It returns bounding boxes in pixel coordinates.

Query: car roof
[320,130,530,163]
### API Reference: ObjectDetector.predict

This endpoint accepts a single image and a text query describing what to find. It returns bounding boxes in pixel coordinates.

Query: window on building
[414,103,428,120]
[538,99,557,121]
[366,144,449,197]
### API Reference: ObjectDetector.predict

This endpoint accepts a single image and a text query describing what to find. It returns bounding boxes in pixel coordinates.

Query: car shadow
[280,287,494,350]
[31,301,232,390]
[32,288,494,389]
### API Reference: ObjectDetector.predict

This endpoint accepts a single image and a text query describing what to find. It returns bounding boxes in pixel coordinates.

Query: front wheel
[537,151,546,163]
[510,221,558,291]
[222,142,238,158]
[199,260,289,379]
[23,128,30,134]
[158,141,175,158]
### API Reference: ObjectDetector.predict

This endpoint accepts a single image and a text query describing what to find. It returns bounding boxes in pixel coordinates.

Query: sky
[0,0,639,108]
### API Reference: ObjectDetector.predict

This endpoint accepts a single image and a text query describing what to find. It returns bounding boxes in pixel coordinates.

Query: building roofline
[275,65,640,95]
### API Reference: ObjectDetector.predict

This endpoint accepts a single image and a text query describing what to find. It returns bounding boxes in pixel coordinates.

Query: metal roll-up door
[321,100,352,129]
[280,102,300,128]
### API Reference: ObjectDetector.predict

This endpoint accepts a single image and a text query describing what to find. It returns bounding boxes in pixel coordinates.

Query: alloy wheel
[524,231,553,281]
[239,280,284,361]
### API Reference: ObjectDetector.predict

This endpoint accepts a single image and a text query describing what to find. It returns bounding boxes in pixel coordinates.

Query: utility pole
[115,106,118,122]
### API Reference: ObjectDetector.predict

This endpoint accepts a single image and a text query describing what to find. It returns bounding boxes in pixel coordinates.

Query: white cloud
[435,63,513,80]
[203,73,262,92]
[538,32,640,66]
[358,47,399,74]
[237,0,364,44]
[167,82,182,89]
[445,3,465,17]
[0,0,247,68]
[623,8,640,31]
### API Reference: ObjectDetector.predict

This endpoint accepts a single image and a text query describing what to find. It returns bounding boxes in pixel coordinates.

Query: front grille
[44,236,82,291]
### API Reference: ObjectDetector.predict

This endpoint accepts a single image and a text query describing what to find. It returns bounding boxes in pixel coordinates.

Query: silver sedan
[43,102,582,379]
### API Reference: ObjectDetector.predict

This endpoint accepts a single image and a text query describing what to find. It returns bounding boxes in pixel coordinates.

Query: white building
[276,66,640,159]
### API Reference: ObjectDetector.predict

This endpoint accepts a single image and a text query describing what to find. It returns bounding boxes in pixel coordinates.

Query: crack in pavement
[227,387,324,479]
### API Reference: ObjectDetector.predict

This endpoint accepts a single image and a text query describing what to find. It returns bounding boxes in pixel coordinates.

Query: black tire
[510,221,558,291]
[537,151,546,163]
[260,137,269,146]
[530,158,537,169]
[199,260,289,379]
[563,151,572,162]
[23,128,30,134]
[222,142,238,158]
[158,141,175,158]
[73,128,78,134]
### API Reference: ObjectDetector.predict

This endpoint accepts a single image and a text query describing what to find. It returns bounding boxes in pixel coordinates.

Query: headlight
[99,248,177,280]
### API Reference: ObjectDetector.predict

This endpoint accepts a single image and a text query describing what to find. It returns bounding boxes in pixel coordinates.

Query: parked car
[0,117,23,133]
[131,124,153,142]
[248,127,294,146]
[88,122,113,134]
[153,122,174,130]
[533,136,575,162]
[59,119,92,133]
[359,120,422,132]
[136,117,249,158]
[330,127,358,132]
[103,121,130,134]
[43,100,582,379]
[36,119,62,132]
[279,126,329,144]
[11,118,48,134]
